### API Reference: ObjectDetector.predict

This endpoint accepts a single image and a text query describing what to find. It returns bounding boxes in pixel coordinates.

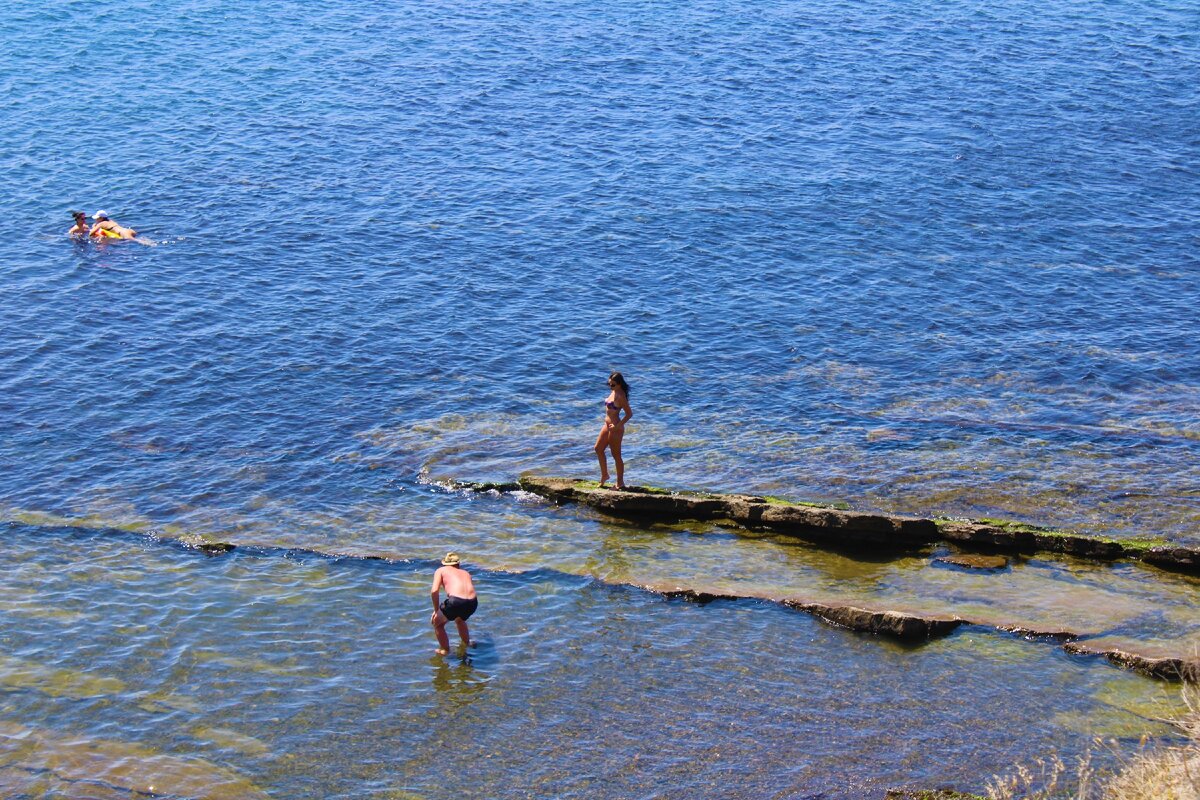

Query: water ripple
[3,1,1199,793]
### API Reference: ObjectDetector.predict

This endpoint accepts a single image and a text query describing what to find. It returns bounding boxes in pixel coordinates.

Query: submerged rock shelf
[494,476,1199,679]
[649,586,964,642]
[10,505,1197,681]
[639,587,1193,680]
[164,527,1198,678]
[516,476,1200,575]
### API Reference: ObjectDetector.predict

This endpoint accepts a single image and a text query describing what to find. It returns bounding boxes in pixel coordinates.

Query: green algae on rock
[0,721,271,800]
[0,653,125,700]
[934,518,1166,561]
[935,554,1009,571]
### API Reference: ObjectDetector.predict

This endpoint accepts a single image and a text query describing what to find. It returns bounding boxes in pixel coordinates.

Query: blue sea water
[4,0,1200,541]
[1,1,1198,796]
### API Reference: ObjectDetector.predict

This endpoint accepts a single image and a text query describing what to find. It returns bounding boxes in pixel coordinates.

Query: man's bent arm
[431,569,444,612]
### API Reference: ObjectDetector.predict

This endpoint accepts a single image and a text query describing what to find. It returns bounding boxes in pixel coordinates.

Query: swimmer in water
[89,210,137,240]
[430,552,478,655]
[67,211,90,237]
[594,371,632,489]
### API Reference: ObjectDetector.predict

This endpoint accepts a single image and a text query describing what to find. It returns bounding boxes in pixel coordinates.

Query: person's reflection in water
[430,651,490,706]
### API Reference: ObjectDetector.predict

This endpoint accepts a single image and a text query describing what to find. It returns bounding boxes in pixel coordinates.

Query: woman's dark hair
[608,371,630,396]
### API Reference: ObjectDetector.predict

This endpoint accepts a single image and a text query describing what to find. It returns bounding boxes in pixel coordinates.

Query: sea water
[1,1,1197,797]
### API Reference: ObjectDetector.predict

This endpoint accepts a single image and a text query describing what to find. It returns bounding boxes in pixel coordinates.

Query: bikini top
[605,399,619,411]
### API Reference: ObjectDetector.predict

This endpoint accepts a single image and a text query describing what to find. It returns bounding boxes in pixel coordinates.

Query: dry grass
[983,754,1087,800]
[1102,745,1200,800]
[984,679,1200,800]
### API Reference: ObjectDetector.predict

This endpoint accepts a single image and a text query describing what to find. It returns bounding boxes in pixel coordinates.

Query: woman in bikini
[89,210,137,240]
[595,371,632,489]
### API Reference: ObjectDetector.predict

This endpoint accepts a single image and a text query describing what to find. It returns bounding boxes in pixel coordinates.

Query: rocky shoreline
[483,476,1199,680]
[14,480,1199,682]
[515,476,1200,574]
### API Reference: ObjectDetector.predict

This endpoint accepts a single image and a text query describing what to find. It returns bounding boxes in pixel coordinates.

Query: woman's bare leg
[611,426,626,489]
[594,426,611,486]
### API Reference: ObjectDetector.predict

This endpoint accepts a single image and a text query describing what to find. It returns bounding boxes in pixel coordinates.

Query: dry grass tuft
[985,679,1199,800]
[1101,745,1199,800]
[983,754,1083,800]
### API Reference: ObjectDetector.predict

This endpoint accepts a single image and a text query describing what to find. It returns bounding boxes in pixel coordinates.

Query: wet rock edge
[514,476,1200,575]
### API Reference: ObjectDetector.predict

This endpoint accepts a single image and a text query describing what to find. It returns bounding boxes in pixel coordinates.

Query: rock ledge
[516,476,1200,575]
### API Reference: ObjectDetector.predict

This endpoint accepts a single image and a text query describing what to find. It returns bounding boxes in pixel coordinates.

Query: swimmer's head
[71,210,86,222]
[441,552,461,567]
[94,210,109,221]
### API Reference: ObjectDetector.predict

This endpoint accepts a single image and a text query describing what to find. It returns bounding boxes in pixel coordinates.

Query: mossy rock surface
[763,494,850,510]
[518,476,1200,574]
[935,554,1008,571]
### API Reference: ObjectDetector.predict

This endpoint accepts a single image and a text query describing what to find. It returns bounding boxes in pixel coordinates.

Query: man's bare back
[430,553,478,655]
[433,565,476,600]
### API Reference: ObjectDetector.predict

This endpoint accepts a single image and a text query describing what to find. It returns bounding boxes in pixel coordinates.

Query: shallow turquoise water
[0,523,1182,798]
[1,0,1198,795]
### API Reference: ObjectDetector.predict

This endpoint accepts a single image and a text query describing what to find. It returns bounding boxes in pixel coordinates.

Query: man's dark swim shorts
[441,595,478,621]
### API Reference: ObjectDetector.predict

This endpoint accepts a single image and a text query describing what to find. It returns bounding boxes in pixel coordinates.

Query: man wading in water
[430,552,477,655]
